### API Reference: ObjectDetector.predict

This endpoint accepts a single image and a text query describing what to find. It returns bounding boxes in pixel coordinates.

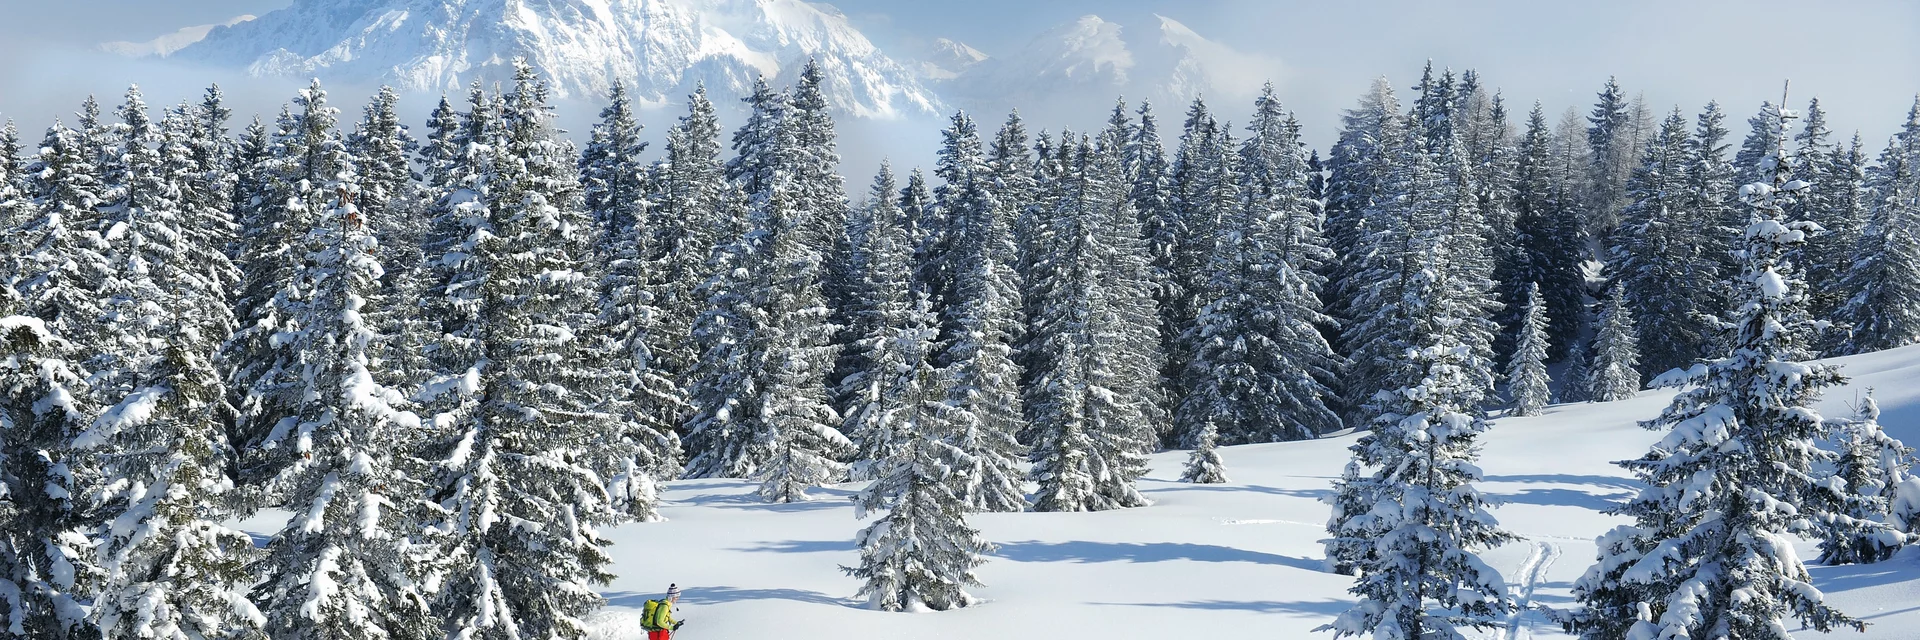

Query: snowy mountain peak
[1029,14,1134,85]
[915,38,987,81]
[168,0,939,119]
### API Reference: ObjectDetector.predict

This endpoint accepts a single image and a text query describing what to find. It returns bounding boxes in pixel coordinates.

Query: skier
[643,584,686,639]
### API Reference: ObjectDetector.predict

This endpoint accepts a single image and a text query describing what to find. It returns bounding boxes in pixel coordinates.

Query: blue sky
[1,0,1915,158]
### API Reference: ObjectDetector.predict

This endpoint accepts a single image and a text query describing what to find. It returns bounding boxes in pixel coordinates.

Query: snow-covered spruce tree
[0,315,102,640]
[838,164,910,480]
[11,120,111,354]
[224,82,351,464]
[1817,392,1912,565]
[1154,99,1231,440]
[425,63,636,639]
[682,178,851,496]
[247,165,436,640]
[1323,77,1402,339]
[347,86,419,271]
[1682,102,1742,347]
[1335,107,1426,426]
[788,60,850,251]
[841,300,993,611]
[987,110,1037,260]
[579,80,648,260]
[754,186,854,502]
[1179,419,1228,484]
[1584,76,1637,239]
[1561,336,1593,403]
[1025,132,1162,513]
[1319,341,1516,639]
[1788,99,1864,322]
[585,83,686,496]
[648,85,735,381]
[79,336,265,640]
[1414,67,1505,405]
[1609,110,1731,379]
[92,86,175,398]
[1563,99,1891,639]
[928,112,1028,512]
[1508,103,1586,361]
[0,121,26,238]
[1506,283,1553,415]
[1177,88,1341,446]
[1586,284,1642,402]
[161,102,242,352]
[1836,98,1920,355]
[725,77,793,214]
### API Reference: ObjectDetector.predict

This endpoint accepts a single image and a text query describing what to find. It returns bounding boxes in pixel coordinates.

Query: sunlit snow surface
[231,343,1920,639]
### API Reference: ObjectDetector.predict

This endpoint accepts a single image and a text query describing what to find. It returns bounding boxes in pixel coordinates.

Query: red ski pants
[649,631,671,640]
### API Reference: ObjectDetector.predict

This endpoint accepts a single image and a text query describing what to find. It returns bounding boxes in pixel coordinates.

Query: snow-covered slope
[509,343,1920,639]
[938,14,1280,122]
[168,0,938,118]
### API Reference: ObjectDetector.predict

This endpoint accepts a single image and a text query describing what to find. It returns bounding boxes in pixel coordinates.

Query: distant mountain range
[130,0,1275,121]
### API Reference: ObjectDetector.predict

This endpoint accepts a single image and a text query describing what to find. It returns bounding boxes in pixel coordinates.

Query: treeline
[0,54,1917,638]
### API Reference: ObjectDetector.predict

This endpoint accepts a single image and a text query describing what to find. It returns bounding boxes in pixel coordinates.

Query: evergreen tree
[1609,110,1720,378]
[841,305,993,611]
[1025,133,1162,513]
[1561,334,1593,404]
[1320,342,1516,639]
[1323,77,1402,332]
[249,159,437,640]
[1789,98,1865,323]
[1817,393,1912,565]
[0,315,102,640]
[925,113,1027,512]
[225,82,353,464]
[1564,98,1885,639]
[1506,104,1585,361]
[585,83,685,505]
[1506,283,1553,416]
[10,120,111,355]
[682,182,851,493]
[0,121,25,239]
[93,86,175,398]
[649,86,734,382]
[427,63,635,639]
[1684,101,1742,345]
[1179,419,1227,484]
[1836,98,1920,354]
[1177,88,1340,445]
[1584,76,1636,238]
[725,77,793,213]
[1587,284,1641,402]
[788,60,851,251]
[1157,99,1233,441]
[579,81,648,259]
[79,336,266,640]
[839,164,910,479]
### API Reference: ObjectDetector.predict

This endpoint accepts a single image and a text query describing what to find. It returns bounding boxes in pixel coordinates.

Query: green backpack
[641,599,669,631]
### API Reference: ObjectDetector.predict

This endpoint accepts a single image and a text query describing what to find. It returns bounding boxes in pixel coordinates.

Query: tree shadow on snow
[1485,487,1631,510]
[1142,484,1332,500]
[1093,598,1351,616]
[992,541,1324,571]
[1480,474,1639,491]
[667,486,859,513]
[729,539,855,554]
[605,586,857,608]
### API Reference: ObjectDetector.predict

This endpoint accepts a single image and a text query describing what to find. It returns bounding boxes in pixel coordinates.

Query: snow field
[564,344,1920,639]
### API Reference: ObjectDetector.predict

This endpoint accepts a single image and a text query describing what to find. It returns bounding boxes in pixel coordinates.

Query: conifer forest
[2,38,1920,640]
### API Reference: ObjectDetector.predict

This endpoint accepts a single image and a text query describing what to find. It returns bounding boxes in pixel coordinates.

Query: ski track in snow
[1501,539,1561,640]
